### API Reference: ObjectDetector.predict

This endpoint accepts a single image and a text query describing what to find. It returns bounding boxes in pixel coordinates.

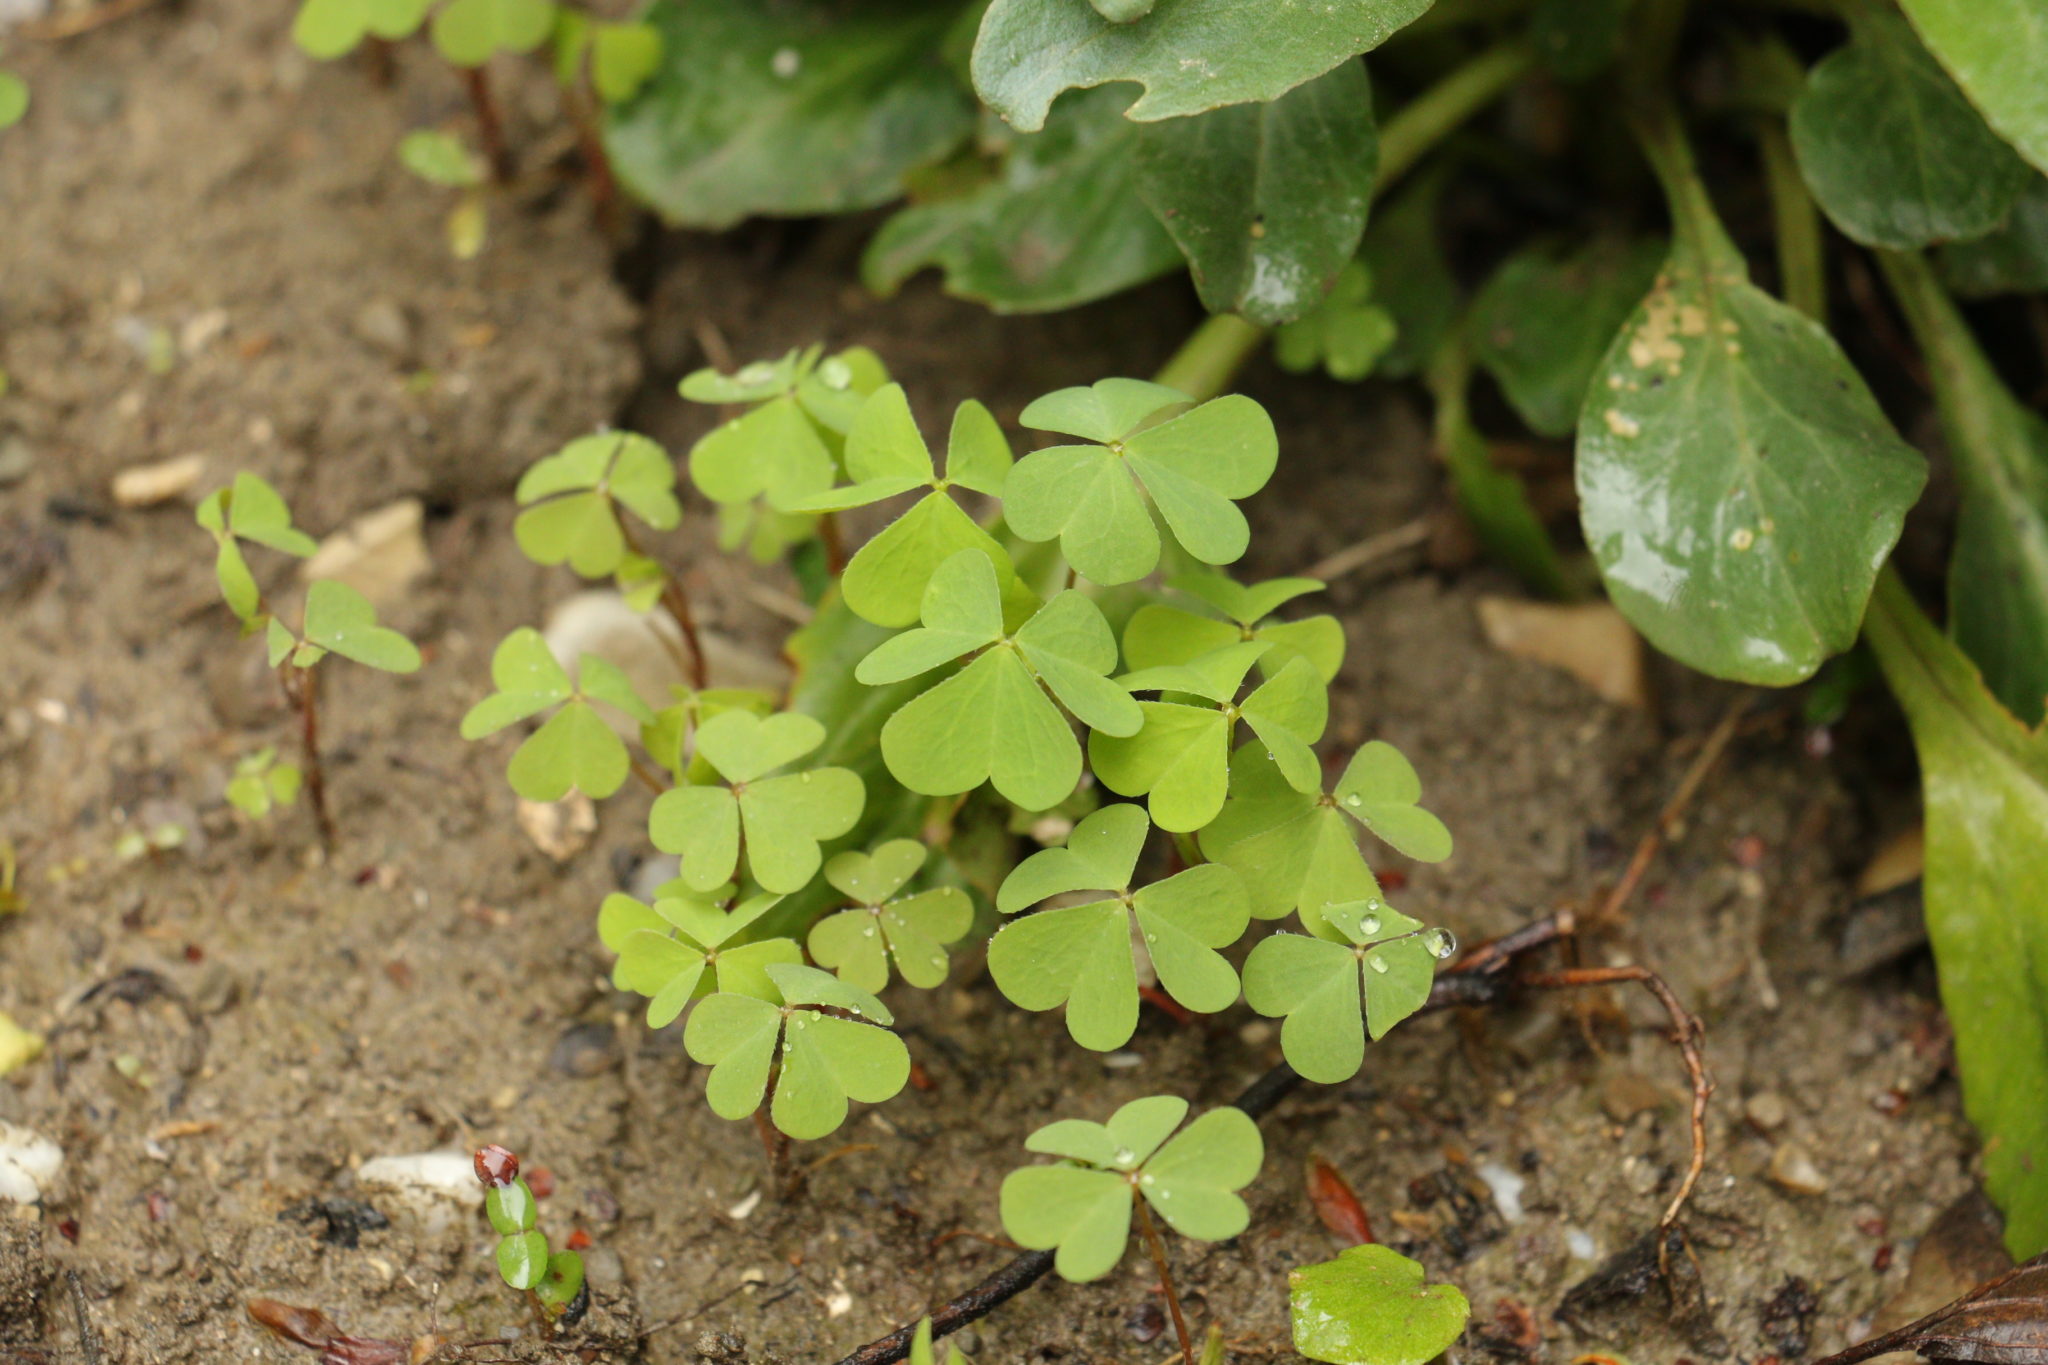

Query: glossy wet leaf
[514,432,680,578]
[1000,1095,1263,1283]
[1290,1243,1472,1365]
[300,580,420,673]
[496,1230,550,1290]
[807,838,973,991]
[790,385,1015,627]
[1201,741,1448,928]
[1576,148,1927,685]
[863,550,1138,811]
[972,0,1432,133]
[988,804,1248,1048]
[609,889,800,1026]
[1883,252,2048,726]
[485,1179,538,1234]
[1896,0,2048,177]
[1006,389,1278,584]
[648,710,865,894]
[430,0,556,67]
[606,0,972,229]
[864,86,1182,314]
[1866,572,2048,1258]
[1472,236,1665,438]
[1272,260,1399,383]
[1243,900,1435,1081]
[398,130,486,189]
[1133,61,1377,326]
[684,963,908,1140]
[1123,571,1345,682]
[1789,7,2032,250]
[535,1252,585,1315]
[1092,646,1328,830]
[1943,176,2048,297]
[291,0,429,58]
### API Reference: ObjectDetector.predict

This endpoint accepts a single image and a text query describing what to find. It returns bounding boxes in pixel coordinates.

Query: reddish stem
[462,66,513,183]
[279,664,335,851]
[1134,1195,1194,1365]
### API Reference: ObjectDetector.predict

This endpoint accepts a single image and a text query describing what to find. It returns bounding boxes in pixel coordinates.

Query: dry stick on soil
[1303,517,1433,583]
[1134,1197,1197,1365]
[277,663,336,850]
[829,913,1630,1365]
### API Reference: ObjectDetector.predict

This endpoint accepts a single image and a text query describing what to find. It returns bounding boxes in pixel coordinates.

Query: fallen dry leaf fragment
[1816,1250,2048,1364]
[301,499,430,610]
[112,453,207,507]
[1476,597,1648,708]
[1307,1154,1375,1246]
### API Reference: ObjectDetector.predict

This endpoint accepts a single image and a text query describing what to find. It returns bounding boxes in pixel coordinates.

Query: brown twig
[1303,518,1432,583]
[627,753,669,797]
[19,0,161,40]
[1134,1197,1195,1365]
[277,664,336,851]
[462,67,514,184]
[1589,689,1752,930]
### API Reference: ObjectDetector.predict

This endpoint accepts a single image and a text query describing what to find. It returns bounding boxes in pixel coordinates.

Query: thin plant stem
[619,521,708,689]
[562,83,624,236]
[1759,122,1826,319]
[1134,1196,1195,1365]
[818,511,849,576]
[628,753,669,796]
[462,66,513,183]
[278,664,336,850]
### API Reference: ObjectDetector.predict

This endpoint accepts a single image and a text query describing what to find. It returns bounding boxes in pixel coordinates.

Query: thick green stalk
[1759,123,1826,319]
[1629,94,1747,276]
[1153,314,1267,401]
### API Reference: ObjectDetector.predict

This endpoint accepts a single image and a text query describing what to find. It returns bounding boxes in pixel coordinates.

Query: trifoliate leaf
[609,889,800,1026]
[1000,1095,1264,1284]
[1123,571,1346,682]
[513,432,680,577]
[1333,741,1453,863]
[648,710,865,893]
[863,550,1138,811]
[1006,390,1278,584]
[462,630,653,801]
[1242,899,1439,1081]
[807,839,973,992]
[430,0,556,67]
[1272,260,1399,382]
[291,0,430,58]
[988,804,1248,1049]
[211,471,320,556]
[300,580,421,673]
[1290,1244,1471,1365]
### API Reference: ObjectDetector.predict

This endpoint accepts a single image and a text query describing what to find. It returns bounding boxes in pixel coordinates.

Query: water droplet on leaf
[1368,955,1390,974]
[1425,928,1458,959]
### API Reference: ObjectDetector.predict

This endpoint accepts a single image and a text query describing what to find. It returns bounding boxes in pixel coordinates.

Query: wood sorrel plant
[464,347,1461,1353]
[198,474,421,845]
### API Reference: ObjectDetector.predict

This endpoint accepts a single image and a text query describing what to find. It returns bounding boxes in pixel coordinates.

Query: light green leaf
[1090,702,1230,832]
[972,0,1433,133]
[496,1230,551,1290]
[507,700,629,801]
[514,432,678,577]
[740,769,868,893]
[881,648,1082,811]
[1882,251,2048,725]
[485,1179,538,1235]
[1000,1163,1133,1282]
[266,616,297,668]
[1472,236,1665,438]
[1006,394,1277,584]
[996,801,1148,909]
[863,86,1183,314]
[1865,572,2048,1258]
[679,350,809,405]
[460,628,573,738]
[843,495,1015,629]
[1334,741,1453,863]
[809,840,972,991]
[1123,573,1346,682]
[683,989,781,1121]
[945,399,1012,495]
[1896,0,2048,178]
[214,540,261,625]
[301,580,421,673]
[856,546,1005,683]
[687,394,835,513]
[605,0,972,229]
[1139,1106,1263,1240]
[1789,6,2031,250]
[591,22,663,104]
[1273,260,1399,383]
[1290,1244,1471,1365]
[1020,378,1188,443]
[398,130,486,189]
[431,0,556,67]
[770,1006,911,1140]
[1243,900,1432,1080]
[695,709,826,784]
[291,0,429,58]
[1134,61,1376,326]
[224,472,319,556]
[1577,121,1927,685]
[1014,591,1144,735]
[0,73,23,132]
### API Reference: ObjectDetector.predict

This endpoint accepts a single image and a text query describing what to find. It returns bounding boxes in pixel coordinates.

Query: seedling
[198,473,422,844]
[397,129,489,259]
[1289,1243,1471,1365]
[907,1316,971,1365]
[225,747,303,821]
[1000,1095,1263,1363]
[473,1145,587,1330]
[601,884,801,1028]
[460,628,653,802]
[806,840,973,993]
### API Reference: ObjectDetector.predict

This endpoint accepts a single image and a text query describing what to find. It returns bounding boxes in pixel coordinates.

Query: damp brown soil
[0,4,1989,1362]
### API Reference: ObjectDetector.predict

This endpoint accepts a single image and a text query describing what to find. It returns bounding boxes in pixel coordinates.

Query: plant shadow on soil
[0,3,1988,1362]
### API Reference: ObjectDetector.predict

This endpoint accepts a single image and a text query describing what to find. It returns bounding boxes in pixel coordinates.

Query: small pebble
[1745,1091,1790,1131]
[0,437,34,487]
[1768,1142,1830,1195]
[548,1021,619,1078]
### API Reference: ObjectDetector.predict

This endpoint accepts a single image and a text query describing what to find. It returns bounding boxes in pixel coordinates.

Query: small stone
[548,1021,618,1078]
[351,299,415,361]
[0,436,34,488]
[1125,1300,1166,1342]
[1600,1067,1669,1123]
[1745,1091,1790,1131]
[1768,1143,1829,1195]
[0,1124,63,1204]
[300,498,429,611]
[518,794,596,863]
[112,454,208,508]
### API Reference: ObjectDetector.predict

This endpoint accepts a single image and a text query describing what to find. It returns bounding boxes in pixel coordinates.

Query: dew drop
[1116,1148,1137,1166]
[1157,1189,1172,1200]
[1359,914,1380,936]
[1368,955,1390,974]
[1144,933,1157,944]
[800,772,813,784]
[862,925,876,937]
[1425,928,1458,960]
[1343,793,1362,808]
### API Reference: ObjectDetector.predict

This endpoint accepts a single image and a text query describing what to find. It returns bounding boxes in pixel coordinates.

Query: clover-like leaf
[430,0,556,67]
[300,580,421,674]
[290,0,429,58]
[1000,1094,1264,1283]
[460,629,654,801]
[196,473,320,626]
[1200,741,1449,928]
[1273,260,1400,383]
[684,963,908,1140]
[860,550,1140,811]
[688,394,836,516]
[648,710,865,893]
[1006,387,1279,585]
[1290,1244,1471,1365]
[1242,899,1449,1082]
[639,686,777,783]
[605,888,800,1027]
[513,432,680,579]
[988,804,1248,1049]
[398,129,487,189]
[1091,644,1329,830]
[225,748,302,820]
[1123,571,1346,682]
[807,839,974,992]
[788,384,1015,627]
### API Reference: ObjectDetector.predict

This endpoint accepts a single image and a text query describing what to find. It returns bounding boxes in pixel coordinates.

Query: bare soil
[0,4,1992,1363]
